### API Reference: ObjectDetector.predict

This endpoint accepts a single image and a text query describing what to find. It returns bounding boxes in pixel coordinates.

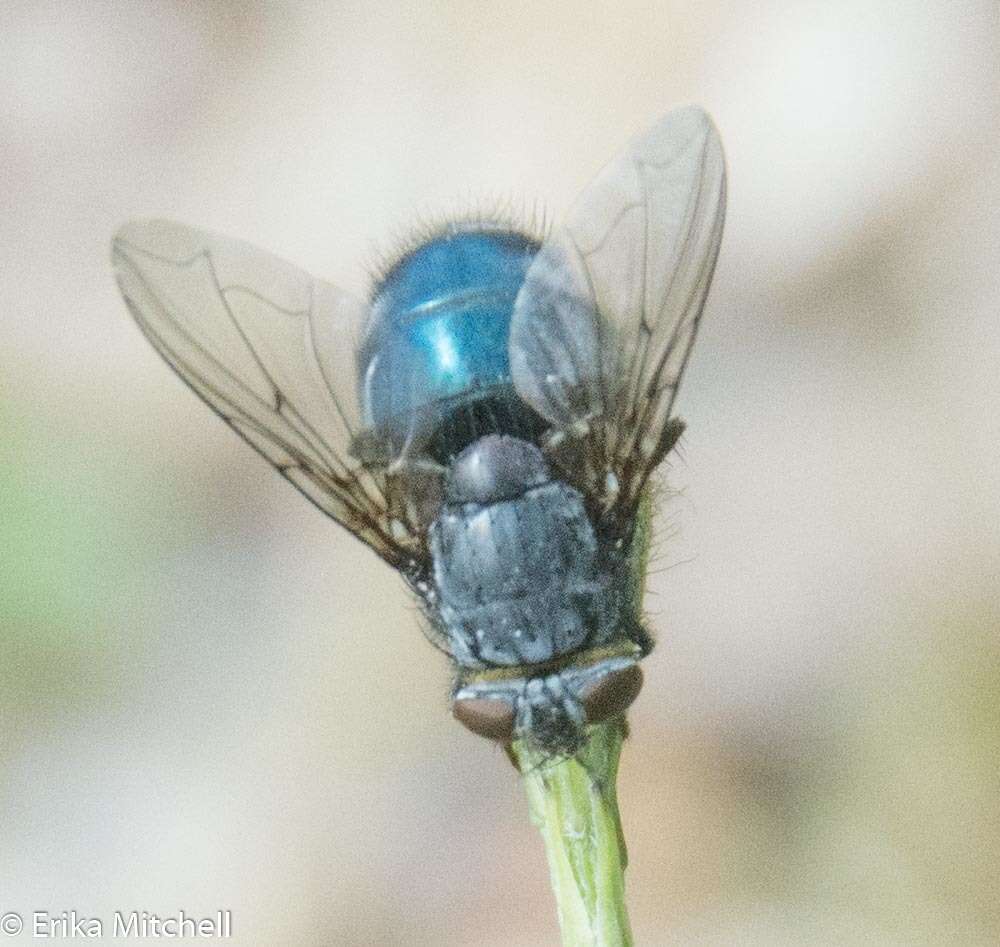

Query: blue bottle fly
[112,106,726,758]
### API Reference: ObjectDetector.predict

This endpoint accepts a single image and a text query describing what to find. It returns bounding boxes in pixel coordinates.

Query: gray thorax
[428,435,619,668]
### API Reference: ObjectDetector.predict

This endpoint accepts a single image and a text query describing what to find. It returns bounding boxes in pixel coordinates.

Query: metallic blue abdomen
[357,228,540,460]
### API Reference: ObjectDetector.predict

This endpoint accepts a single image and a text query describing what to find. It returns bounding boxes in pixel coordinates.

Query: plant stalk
[512,720,633,946]
[512,493,652,945]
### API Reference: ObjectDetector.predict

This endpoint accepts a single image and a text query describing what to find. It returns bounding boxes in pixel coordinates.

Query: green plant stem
[512,494,652,945]
[513,720,633,946]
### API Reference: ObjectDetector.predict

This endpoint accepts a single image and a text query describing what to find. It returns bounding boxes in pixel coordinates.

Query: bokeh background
[2,2,998,944]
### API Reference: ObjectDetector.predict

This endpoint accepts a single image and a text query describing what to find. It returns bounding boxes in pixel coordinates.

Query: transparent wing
[112,219,429,574]
[509,105,726,519]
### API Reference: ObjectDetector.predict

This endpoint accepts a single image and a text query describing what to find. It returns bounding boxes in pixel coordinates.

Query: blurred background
[2,1,998,944]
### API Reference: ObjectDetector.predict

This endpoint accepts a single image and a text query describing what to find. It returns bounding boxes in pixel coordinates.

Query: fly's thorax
[444,433,549,503]
[452,648,644,754]
[428,436,622,667]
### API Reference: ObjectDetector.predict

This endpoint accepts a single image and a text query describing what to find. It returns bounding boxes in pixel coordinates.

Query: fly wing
[509,106,726,521]
[112,219,428,573]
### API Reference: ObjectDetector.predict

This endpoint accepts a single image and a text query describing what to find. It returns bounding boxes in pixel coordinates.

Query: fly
[112,106,726,758]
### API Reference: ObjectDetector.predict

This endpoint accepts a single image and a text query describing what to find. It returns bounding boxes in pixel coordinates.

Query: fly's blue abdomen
[357,228,543,461]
